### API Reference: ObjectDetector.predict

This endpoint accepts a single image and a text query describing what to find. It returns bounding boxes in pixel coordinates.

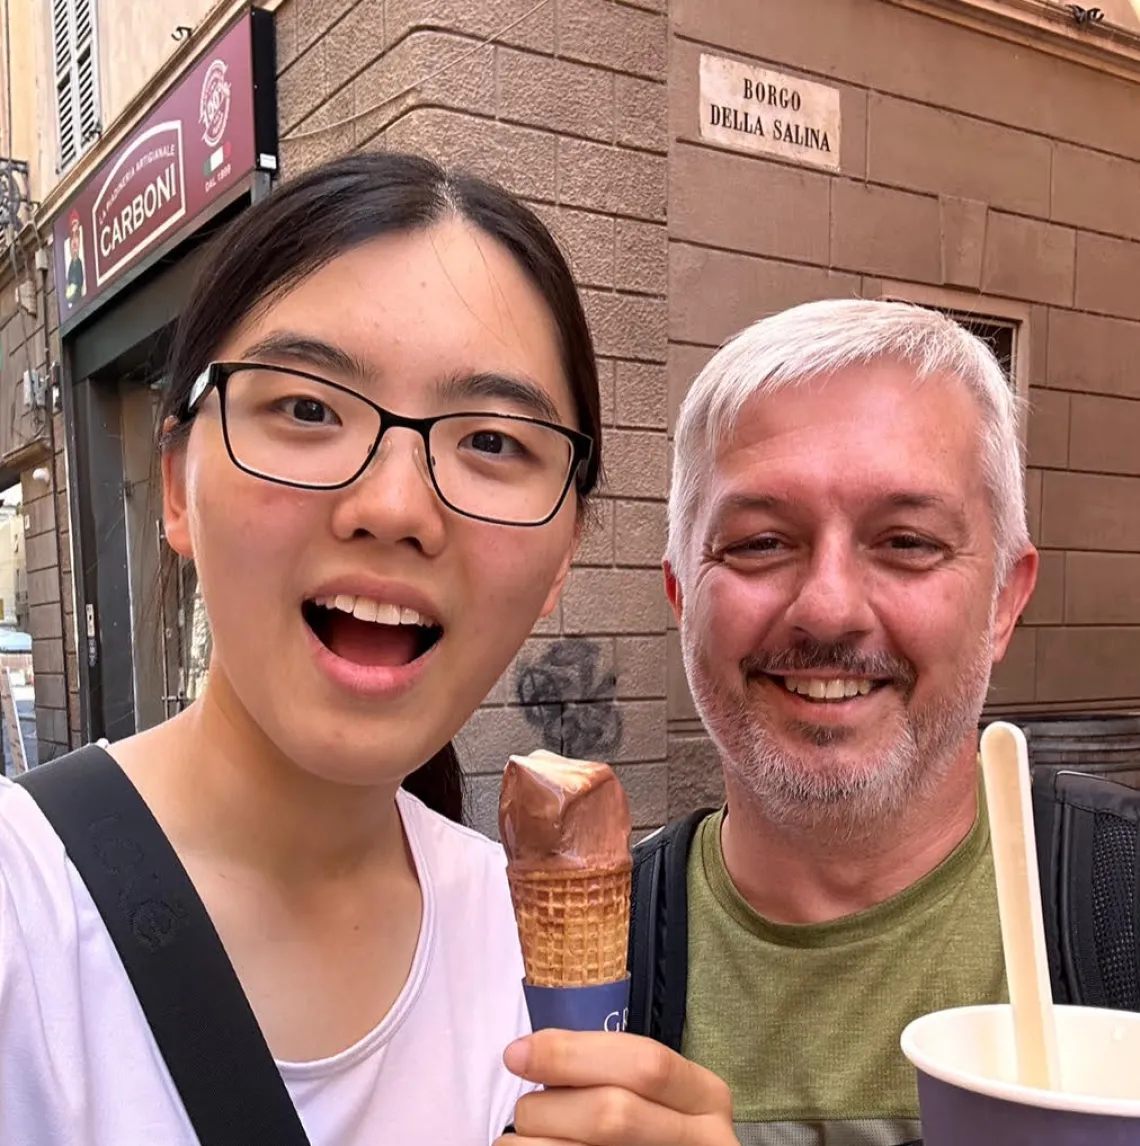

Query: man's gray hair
[666,298,1029,584]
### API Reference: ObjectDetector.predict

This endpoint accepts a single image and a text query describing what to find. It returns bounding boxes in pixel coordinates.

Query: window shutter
[51,0,100,171]
[51,0,76,169]
[74,0,98,146]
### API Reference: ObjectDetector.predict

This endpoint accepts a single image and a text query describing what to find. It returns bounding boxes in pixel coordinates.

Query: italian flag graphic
[203,141,232,176]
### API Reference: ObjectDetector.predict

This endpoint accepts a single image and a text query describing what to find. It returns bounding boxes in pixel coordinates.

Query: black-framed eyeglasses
[181,362,594,527]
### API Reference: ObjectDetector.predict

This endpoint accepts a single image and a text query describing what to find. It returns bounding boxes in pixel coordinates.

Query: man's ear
[161,430,194,561]
[539,517,582,618]
[663,558,684,625]
[991,546,1039,661]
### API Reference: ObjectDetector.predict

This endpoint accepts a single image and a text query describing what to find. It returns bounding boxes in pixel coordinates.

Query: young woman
[0,154,734,1145]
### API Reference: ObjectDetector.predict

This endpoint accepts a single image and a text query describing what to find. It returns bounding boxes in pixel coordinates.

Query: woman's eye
[283,397,336,425]
[465,430,524,457]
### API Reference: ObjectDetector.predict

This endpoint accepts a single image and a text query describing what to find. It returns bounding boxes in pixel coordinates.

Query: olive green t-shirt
[682,799,1006,1146]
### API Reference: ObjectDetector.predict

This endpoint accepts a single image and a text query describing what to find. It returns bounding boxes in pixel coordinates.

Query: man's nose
[783,539,875,644]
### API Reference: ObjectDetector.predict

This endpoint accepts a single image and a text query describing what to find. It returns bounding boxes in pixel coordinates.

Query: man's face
[665,361,1036,833]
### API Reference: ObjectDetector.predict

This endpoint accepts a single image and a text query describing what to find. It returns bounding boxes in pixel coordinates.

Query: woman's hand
[495,1029,737,1145]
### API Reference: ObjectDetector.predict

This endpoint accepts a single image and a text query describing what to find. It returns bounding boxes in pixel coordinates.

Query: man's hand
[494,1029,737,1145]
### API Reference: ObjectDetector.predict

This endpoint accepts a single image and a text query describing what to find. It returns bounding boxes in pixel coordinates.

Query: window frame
[876,279,1031,445]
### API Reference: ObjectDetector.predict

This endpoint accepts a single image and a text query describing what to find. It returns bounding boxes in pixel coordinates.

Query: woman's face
[163,218,582,784]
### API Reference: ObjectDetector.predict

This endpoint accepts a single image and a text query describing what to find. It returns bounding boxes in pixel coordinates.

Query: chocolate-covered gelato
[499,750,632,873]
[499,750,633,989]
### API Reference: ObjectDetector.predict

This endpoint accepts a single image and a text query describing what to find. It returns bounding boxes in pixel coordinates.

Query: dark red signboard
[53,10,276,333]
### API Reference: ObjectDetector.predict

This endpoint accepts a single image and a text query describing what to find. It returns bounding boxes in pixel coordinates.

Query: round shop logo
[199,58,231,148]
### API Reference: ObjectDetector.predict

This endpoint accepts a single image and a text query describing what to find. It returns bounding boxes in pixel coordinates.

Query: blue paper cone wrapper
[523,975,630,1033]
[917,1071,1140,1145]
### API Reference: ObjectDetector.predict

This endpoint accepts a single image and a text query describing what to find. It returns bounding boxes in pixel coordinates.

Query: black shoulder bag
[16,746,312,1146]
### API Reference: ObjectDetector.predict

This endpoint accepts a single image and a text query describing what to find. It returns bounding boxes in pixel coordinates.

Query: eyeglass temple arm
[184,368,214,417]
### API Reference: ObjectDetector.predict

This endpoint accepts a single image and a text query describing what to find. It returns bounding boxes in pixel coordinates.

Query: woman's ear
[538,515,583,618]
[161,427,194,560]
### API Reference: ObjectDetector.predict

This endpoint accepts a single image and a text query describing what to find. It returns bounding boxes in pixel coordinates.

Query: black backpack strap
[627,808,713,1050]
[1031,767,1140,1012]
[15,747,312,1146]
[1031,767,1071,1004]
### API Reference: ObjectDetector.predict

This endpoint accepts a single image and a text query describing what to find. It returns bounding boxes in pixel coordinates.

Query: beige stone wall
[3,0,54,204]
[0,250,79,762]
[3,0,220,202]
[32,0,1131,825]
[273,0,670,837]
[274,0,1140,834]
[96,0,219,134]
[0,0,73,766]
[666,0,1140,786]
[21,435,79,761]
[0,0,195,762]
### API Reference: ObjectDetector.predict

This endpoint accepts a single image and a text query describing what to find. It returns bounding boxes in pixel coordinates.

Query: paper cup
[902,1004,1140,1144]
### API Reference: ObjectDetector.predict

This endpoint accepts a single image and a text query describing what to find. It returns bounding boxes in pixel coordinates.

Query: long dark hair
[159,152,603,823]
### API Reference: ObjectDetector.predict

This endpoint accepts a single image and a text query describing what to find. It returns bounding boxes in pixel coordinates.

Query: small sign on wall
[699,53,841,171]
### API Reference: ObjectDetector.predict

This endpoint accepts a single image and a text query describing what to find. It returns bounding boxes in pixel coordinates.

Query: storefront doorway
[68,302,218,742]
[120,380,210,730]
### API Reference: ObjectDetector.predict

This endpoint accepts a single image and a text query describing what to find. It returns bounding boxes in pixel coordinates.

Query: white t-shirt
[0,772,533,1145]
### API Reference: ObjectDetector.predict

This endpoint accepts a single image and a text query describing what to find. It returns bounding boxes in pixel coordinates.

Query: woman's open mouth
[302,594,443,668]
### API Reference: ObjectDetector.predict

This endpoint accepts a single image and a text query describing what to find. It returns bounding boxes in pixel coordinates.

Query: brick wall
[273,0,671,837]
[665,0,1140,796]
[0,244,78,764]
[23,427,80,758]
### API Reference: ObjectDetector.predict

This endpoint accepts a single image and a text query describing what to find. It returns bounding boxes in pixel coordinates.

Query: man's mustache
[741,642,917,691]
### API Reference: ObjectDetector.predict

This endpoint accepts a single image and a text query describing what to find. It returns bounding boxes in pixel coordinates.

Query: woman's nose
[328,429,448,553]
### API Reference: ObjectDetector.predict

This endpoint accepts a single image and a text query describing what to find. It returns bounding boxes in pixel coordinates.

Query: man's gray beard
[684,628,995,842]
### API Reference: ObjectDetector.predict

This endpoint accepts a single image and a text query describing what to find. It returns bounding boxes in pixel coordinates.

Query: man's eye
[884,535,945,561]
[727,536,785,556]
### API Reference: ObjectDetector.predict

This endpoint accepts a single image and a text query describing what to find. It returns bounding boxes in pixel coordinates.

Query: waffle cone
[508,863,631,987]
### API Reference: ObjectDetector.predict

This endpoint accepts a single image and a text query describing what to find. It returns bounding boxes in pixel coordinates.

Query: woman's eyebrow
[240,332,370,381]
[438,371,561,422]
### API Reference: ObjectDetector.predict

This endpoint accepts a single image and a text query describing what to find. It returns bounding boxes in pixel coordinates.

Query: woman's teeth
[312,594,436,628]
[782,677,875,701]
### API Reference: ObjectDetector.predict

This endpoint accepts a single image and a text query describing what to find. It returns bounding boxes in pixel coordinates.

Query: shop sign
[699,53,841,171]
[53,11,277,332]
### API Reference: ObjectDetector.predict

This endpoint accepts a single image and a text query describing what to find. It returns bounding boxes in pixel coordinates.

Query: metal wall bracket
[0,159,31,230]
[22,369,47,411]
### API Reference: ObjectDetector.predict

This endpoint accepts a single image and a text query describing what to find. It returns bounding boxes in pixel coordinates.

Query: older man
[630,299,1038,1146]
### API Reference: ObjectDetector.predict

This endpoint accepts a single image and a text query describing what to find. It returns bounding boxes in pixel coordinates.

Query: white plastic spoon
[979,720,1061,1091]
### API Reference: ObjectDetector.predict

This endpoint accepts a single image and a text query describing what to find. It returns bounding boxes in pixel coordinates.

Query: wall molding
[886,0,1140,83]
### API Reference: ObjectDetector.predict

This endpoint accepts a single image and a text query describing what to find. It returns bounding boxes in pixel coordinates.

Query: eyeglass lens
[221,368,577,524]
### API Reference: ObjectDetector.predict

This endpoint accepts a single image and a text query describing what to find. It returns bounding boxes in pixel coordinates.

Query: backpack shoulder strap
[627,807,714,1050]
[15,747,312,1146]
[1032,767,1140,1012]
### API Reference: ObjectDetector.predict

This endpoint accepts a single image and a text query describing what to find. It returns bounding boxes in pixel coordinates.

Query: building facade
[3,0,1139,830]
